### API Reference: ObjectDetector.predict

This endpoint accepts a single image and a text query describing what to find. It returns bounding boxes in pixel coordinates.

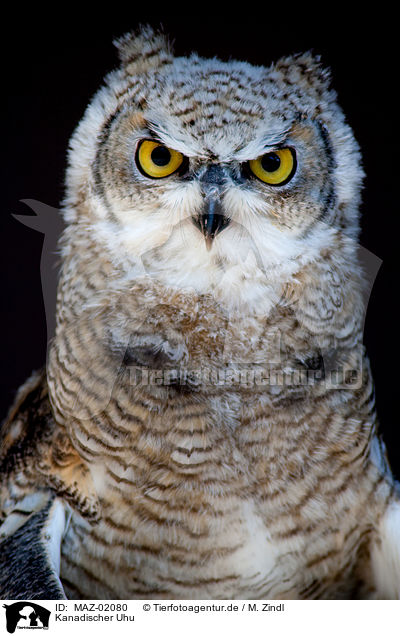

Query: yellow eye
[136,140,185,178]
[248,148,296,185]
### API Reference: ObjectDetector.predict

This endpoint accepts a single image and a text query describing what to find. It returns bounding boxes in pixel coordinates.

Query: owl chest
[61,491,288,599]
[60,392,371,598]
[61,479,369,600]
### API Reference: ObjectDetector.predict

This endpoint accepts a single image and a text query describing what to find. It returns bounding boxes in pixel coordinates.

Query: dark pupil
[151,145,171,166]
[261,152,281,173]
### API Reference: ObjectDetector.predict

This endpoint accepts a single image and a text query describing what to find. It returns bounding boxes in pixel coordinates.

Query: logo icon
[2,602,50,633]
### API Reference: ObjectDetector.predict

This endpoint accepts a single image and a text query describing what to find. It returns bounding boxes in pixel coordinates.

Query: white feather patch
[370,499,400,599]
[44,498,67,576]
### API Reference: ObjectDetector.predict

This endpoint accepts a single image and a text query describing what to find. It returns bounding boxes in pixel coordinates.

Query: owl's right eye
[135,140,185,178]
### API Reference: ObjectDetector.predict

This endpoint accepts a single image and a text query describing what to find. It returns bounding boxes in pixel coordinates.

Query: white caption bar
[1,599,399,635]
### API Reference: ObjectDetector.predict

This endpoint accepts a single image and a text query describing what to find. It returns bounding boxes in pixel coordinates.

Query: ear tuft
[113,25,173,71]
[274,51,332,96]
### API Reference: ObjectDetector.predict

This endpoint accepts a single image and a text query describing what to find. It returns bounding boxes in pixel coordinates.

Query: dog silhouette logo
[2,602,50,633]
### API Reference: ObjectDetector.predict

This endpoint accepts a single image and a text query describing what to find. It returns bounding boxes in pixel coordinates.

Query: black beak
[192,192,230,251]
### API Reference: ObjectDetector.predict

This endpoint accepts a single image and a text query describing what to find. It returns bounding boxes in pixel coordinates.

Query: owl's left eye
[135,140,185,178]
[248,148,296,185]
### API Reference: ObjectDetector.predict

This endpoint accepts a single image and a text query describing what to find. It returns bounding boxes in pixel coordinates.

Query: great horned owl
[1,27,400,600]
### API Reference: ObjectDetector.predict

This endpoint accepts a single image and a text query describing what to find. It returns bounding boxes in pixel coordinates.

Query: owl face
[65,28,363,313]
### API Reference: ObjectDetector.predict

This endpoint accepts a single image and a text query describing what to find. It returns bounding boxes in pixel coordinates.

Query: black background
[1,10,398,475]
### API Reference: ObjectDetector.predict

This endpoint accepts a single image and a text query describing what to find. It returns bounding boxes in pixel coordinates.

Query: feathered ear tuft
[273,51,332,97]
[113,25,173,72]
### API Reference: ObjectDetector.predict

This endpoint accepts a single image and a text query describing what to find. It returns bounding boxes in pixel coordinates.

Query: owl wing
[0,496,67,599]
[0,370,68,599]
[0,370,100,599]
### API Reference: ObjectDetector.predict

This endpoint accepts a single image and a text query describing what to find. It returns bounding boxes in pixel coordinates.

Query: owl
[1,27,400,601]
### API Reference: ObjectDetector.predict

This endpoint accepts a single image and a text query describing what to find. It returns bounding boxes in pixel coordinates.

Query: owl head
[63,27,363,313]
